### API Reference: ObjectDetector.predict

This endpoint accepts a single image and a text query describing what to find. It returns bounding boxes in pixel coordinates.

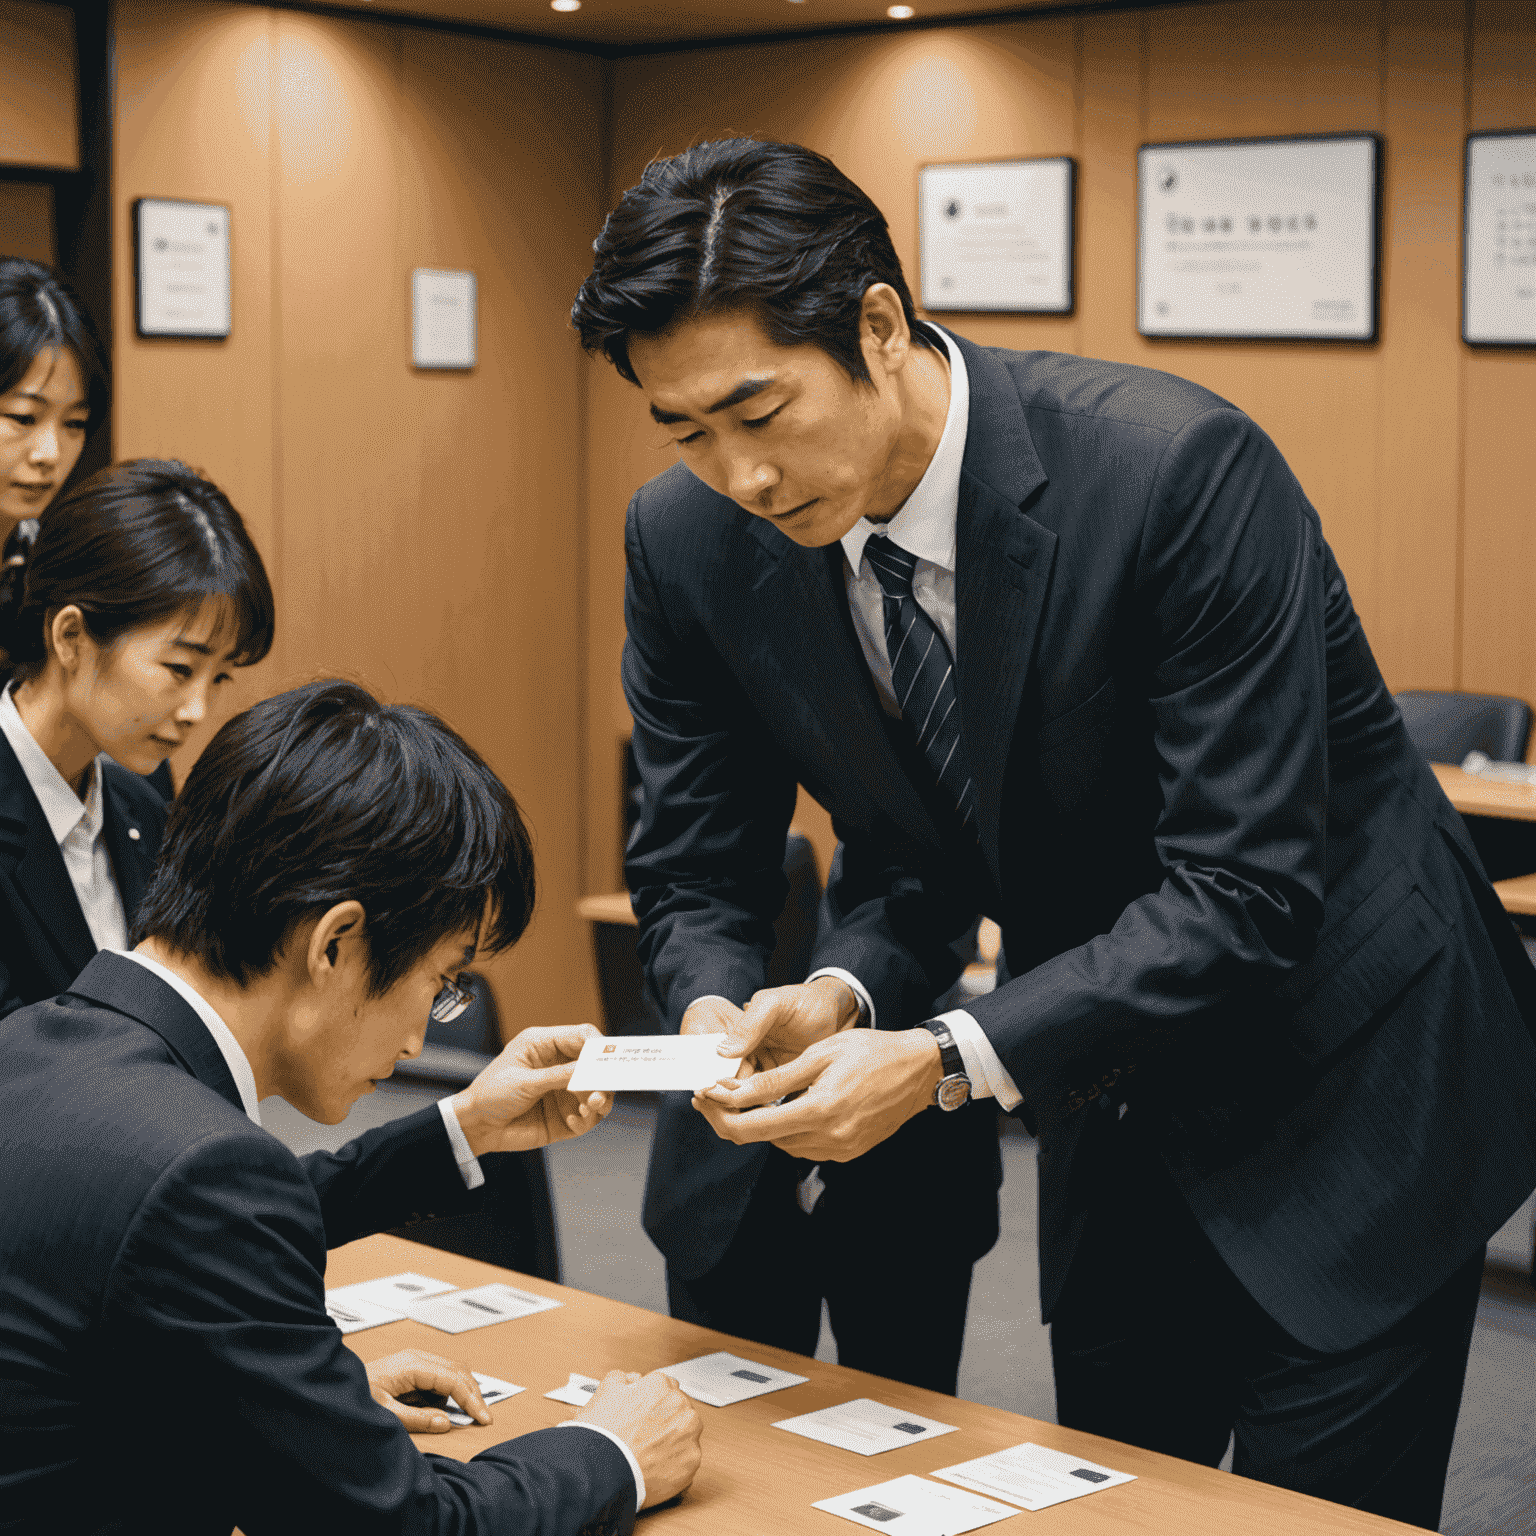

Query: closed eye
[166,663,193,680]
[742,405,783,429]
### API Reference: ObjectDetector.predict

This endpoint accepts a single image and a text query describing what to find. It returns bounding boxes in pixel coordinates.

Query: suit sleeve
[622,494,799,1023]
[969,409,1330,1110]
[104,1128,635,1536]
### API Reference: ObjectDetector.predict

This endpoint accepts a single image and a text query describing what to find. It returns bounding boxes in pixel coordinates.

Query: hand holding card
[365,1348,494,1433]
[567,1035,745,1094]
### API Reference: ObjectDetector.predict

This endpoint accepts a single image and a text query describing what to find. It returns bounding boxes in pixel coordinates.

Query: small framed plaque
[134,198,231,339]
[1463,129,1536,348]
[411,268,477,370]
[919,157,1074,315]
[1137,134,1380,341]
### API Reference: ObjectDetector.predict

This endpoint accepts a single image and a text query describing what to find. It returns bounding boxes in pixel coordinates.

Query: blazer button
[128,827,141,841]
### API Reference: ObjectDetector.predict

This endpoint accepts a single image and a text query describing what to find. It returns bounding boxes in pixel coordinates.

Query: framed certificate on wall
[1137,134,1380,341]
[411,268,477,369]
[919,157,1074,315]
[1463,129,1536,347]
[134,198,231,339]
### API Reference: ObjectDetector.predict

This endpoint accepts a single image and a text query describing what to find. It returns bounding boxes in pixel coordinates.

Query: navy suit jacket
[622,332,1536,1352]
[0,731,165,1020]
[0,952,635,1536]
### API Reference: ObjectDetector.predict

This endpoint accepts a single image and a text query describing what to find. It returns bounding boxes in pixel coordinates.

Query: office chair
[1394,689,1533,767]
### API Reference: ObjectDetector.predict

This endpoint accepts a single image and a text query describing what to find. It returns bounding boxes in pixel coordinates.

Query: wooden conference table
[1431,762,1536,915]
[328,1232,1418,1535]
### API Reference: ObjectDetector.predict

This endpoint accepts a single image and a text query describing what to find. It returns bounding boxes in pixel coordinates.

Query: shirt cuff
[935,1008,1022,1112]
[436,1096,486,1191]
[806,967,875,1029]
[561,1422,646,1510]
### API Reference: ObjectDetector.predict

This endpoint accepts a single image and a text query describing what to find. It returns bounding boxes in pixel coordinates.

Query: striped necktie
[863,534,977,839]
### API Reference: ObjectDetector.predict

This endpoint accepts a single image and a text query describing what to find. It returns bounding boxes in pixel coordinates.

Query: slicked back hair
[133,680,538,996]
[571,138,936,386]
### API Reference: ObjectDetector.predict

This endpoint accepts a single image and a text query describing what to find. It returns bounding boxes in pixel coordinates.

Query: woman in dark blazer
[0,458,274,1019]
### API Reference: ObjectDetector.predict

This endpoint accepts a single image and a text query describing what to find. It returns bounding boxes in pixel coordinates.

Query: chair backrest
[1394,690,1534,766]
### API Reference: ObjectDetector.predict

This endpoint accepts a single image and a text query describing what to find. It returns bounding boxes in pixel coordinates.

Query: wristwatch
[921,1019,972,1112]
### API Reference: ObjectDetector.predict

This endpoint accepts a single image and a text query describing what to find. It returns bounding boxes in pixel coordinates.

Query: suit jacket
[0,731,166,1019]
[0,952,635,1536]
[622,331,1536,1352]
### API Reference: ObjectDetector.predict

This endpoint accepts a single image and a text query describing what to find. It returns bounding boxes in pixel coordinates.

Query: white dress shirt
[0,682,129,954]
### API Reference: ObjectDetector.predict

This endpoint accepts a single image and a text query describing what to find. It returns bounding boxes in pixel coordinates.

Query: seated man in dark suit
[0,678,702,1536]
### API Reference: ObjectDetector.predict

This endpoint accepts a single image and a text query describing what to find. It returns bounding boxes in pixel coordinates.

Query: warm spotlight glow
[887,4,916,16]
[551,0,581,11]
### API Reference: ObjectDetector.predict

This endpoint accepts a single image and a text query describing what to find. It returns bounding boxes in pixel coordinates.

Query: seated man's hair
[133,680,536,994]
[571,137,935,387]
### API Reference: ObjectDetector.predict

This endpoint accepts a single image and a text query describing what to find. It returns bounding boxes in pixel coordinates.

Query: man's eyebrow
[649,376,774,426]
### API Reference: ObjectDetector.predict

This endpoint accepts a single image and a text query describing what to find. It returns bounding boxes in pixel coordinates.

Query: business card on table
[567,1034,744,1094]
[545,1371,602,1406]
[814,1474,1018,1534]
[774,1399,959,1456]
[330,1271,459,1311]
[324,1292,405,1334]
[444,1371,525,1426]
[660,1352,809,1407]
[404,1282,563,1334]
[933,1442,1135,1511]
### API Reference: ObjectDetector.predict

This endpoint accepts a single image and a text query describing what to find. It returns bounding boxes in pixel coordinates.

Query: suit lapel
[101,769,157,924]
[0,732,97,983]
[747,520,943,851]
[948,332,1057,883]
[67,950,244,1112]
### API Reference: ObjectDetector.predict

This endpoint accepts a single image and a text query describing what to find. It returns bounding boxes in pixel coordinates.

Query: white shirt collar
[0,681,106,848]
[114,948,263,1126]
[840,325,969,577]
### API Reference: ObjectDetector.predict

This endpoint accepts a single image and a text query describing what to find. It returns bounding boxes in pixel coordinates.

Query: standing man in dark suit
[0,679,703,1536]
[571,138,1536,1528]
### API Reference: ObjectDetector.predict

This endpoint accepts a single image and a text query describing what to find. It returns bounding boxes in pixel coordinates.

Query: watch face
[935,1073,971,1112]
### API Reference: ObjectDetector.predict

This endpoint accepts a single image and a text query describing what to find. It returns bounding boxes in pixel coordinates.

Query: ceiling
[327,0,1088,51]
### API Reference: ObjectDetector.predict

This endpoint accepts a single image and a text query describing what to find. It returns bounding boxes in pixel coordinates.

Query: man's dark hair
[0,256,110,429]
[133,680,537,995]
[0,458,275,681]
[571,138,935,386]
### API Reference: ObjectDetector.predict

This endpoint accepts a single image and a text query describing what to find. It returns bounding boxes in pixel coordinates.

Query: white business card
[443,1371,524,1426]
[814,1474,1018,1534]
[774,1399,959,1456]
[660,1351,809,1407]
[323,1292,404,1334]
[404,1282,563,1334]
[545,1371,602,1406]
[329,1271,458,1311]
[933,1442,1135,1511]
[567,1034,744,1093]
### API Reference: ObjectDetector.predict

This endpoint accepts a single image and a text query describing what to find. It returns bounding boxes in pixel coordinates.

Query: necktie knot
[864,534,918,601]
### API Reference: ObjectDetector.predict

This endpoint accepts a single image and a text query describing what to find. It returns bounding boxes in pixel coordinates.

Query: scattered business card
[545,1372,602,1406]
[660,1352,809,1407]
[774,1399,959,1457]
[567,1034,744,1094]
[933,1443,1135,1511]
[324,1293,406,1334]
[404,1282,563,1334]
[444,1371,524,1426]
[814,1474,1018,1534]
[329,1271,459,1311]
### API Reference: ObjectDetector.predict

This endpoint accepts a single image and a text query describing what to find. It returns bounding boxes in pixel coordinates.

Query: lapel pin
[128,827,141,841]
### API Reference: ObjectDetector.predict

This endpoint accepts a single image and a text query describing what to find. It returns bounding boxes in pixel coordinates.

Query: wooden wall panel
[0,0,79,169]
[1459,0,1536,729]
[0,180,56,262]
[115,2,606,1034]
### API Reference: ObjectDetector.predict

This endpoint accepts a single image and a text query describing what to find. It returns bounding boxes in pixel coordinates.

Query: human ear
[859,284,912,376]
[307,900,367,983]
[47,605,90,674]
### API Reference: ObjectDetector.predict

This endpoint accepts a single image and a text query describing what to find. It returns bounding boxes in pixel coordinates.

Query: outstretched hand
[450,1022,612,1157]
[682,976,861,1084]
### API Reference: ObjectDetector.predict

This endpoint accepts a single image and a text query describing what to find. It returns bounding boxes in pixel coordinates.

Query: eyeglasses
[430,973,475,1025]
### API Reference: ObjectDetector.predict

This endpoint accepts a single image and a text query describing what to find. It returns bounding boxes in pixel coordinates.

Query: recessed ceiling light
[887,4,916,17]
[551,0,581,11]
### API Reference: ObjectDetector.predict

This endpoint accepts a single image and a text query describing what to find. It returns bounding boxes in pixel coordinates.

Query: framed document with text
[1137,134,1379,341]
[1464,129,1536,347]
[411,268,477,369]
[134,199,231,339]
[919,157,1074,315]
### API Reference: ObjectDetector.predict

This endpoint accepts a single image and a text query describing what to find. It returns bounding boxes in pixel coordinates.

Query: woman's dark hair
[134,680,538,996]
[0,458,275,681]
[571,138,935,386]
[0,257,110,428]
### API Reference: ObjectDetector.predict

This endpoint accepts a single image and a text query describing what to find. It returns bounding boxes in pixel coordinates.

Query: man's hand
[682,977,861,1084]
[575,1369,704,1509]
[692,1026,942,1162]
[366,1348,491,1434]
[450,1022,612,1158]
